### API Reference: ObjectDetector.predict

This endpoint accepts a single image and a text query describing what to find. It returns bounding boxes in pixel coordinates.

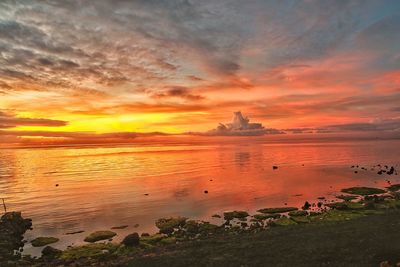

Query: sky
[0,0,400,145]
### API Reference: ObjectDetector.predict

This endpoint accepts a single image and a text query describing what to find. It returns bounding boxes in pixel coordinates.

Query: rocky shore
[2,184,400,266]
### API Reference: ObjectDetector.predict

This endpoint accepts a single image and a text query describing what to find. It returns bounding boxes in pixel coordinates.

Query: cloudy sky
[0,0,399,145]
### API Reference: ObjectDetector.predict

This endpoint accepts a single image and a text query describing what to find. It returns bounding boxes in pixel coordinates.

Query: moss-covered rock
[257,207,298,214]
[31,237,59,247]
[84,231,116,243]
[155,217,187,234]
[341,187,386,196]
[290,216,310,224]
[336,195,358,201]
[288,210,308,217]
[223,211,249,221]
[121,233,139,247]
[253,213,281,220]
[387,184,400,192]
[41,246,62,259]
[326,201,364,210]
[140,234,166,245]
[61,243,120,260]
[272,217,297,226]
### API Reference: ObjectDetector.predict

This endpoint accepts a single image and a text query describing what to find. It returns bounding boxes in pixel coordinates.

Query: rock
[41,246,61,259]
[387,184,400,192]
[31,237,59,247]
[253,213,281,221]
[223,211,249,221]
[288,210,308,217]
[121,233,140,247]
[387,167,396,175]
[0,212,32,261]
[65,230,84,235]
[302,201,311,210]
[336,195,358,201]
[272,166,278,170]
[111,225,128,230]
[211,214,221,218]
[341,187,386,196]
[134,224,139,228]
[257,207,298,214]
[204,190,208,194]
[155,217,187,234]
[272,217,297,226]
[84,231,116,243]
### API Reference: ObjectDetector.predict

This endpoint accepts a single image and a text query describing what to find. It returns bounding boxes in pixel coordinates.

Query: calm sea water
[0,138,399,255]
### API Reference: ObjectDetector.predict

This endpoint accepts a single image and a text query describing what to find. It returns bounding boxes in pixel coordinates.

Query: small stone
[302,201,311,210]
[204,190,208,194]
[272,166,278,170]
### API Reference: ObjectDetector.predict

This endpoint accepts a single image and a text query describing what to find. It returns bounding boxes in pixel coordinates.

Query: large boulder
[121,233,140,247]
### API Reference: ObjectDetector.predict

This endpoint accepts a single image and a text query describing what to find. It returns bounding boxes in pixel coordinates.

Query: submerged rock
[121,233,140,247]
[341,187,386,196]
[31,237,59,247]
[111,225,128,230]
[272,217,297,226]
[84,231,116,243]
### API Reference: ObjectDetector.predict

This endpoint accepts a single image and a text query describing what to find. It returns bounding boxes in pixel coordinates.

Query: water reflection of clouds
[235,152,251,167]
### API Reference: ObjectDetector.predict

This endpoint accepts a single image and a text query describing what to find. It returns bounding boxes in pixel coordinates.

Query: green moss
[140,234,165,245]
[223,211,249,221]
[84,231,116,243]
[341,187,386,196]
[273,217,297,226]
[326,202,364,210]
[288,210,308,217]
[257,207,298,214]
[253,213,281,220]
[61,243,120,260]
[387,184,400,192]
[31,237,59,247]
[311,210,365,222]
[155,217,187,234]
[160,237,177,245]
[290,216,310,224]
[336,195,358,201]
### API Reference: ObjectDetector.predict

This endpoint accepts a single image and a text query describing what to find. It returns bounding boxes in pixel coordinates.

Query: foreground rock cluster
[0,212,32,264]
[3,184,400,266]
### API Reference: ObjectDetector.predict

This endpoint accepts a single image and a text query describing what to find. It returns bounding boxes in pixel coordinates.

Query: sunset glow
[1,1,399,146]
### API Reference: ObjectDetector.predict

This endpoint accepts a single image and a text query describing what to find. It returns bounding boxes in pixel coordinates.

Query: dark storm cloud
[152,86,205,101]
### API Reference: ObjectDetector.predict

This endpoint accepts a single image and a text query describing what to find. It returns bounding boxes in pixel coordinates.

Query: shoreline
[2,183,400,266]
